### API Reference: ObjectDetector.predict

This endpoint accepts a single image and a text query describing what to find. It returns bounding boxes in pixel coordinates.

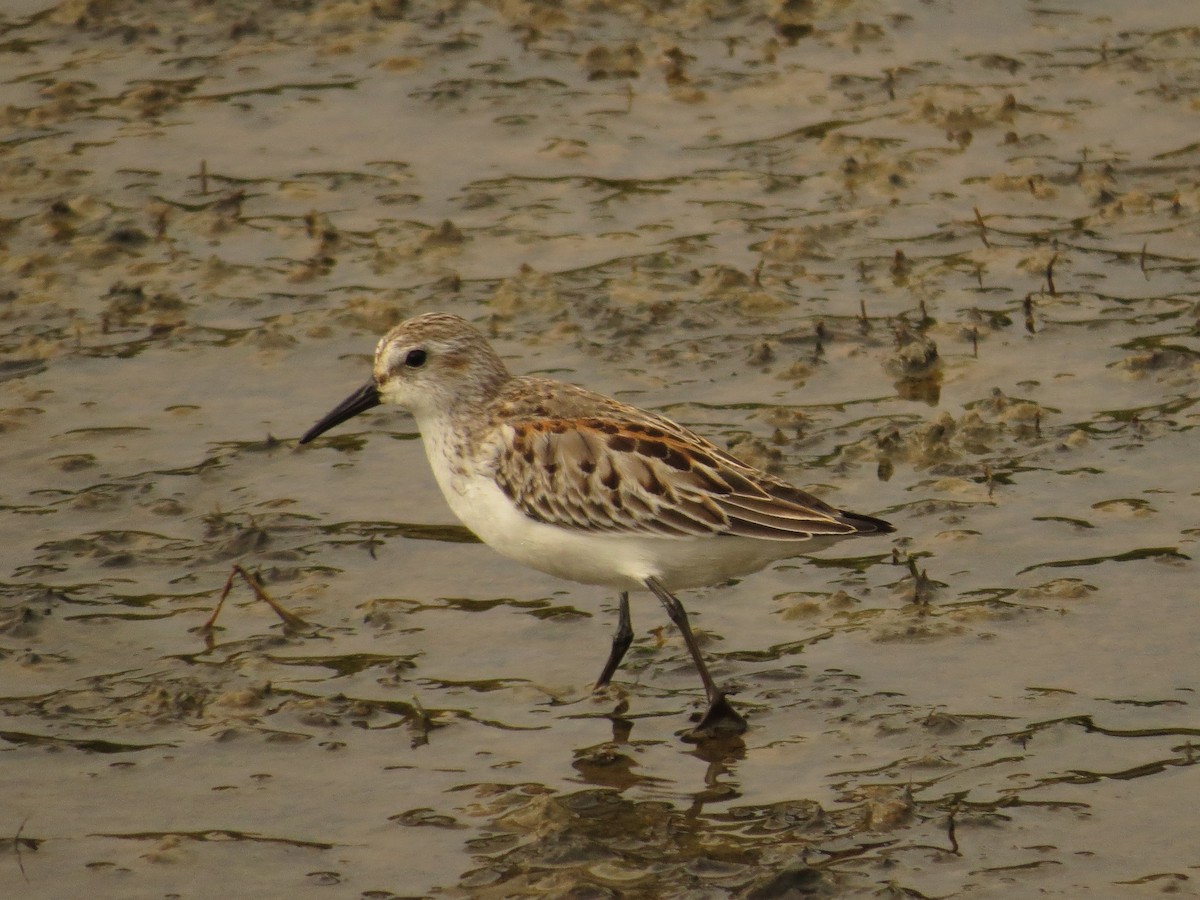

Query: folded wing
[491,415,891,541]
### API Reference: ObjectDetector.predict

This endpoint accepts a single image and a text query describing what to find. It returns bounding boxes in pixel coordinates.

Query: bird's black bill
[299,381,381,444]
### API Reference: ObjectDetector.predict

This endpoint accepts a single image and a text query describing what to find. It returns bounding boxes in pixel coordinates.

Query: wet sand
[2,0,1199,896]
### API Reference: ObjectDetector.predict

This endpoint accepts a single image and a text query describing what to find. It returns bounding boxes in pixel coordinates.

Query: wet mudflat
[2,0,1199,896]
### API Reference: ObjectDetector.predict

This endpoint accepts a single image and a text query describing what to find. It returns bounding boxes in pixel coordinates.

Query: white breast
[418,417,828,592]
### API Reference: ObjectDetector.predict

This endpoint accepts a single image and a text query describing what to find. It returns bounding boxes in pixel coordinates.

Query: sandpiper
[300,313,893,737]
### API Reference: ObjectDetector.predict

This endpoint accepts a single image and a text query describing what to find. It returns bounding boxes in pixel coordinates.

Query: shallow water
[2,0,1199,896]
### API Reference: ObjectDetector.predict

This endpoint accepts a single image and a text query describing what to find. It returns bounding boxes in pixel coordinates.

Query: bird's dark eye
[405,349,427,368]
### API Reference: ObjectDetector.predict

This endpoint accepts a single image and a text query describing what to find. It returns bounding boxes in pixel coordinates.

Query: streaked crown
[373,313,510,416]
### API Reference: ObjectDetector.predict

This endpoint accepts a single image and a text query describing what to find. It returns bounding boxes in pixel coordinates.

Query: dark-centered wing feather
[490,410,891,541]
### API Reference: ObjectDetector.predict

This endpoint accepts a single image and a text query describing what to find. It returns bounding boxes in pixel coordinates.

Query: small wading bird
[300,313,894,737]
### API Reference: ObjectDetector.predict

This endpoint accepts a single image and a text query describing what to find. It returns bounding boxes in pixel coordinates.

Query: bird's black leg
[594,592,633,690]
[645,576,747,737]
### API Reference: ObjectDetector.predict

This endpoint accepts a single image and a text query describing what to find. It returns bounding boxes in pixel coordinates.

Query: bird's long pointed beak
[299,381,382,444]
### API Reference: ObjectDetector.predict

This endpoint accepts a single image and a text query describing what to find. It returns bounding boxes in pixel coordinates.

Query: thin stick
[202,565,311,633]
[201,567,239,632]
[14,816,31,883]
[973,206,990,247]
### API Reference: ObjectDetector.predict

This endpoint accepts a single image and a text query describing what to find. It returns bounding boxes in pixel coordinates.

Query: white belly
[426,440,833,592]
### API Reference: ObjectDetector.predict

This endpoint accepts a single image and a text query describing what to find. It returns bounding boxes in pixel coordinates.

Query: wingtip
[841,510,896,535]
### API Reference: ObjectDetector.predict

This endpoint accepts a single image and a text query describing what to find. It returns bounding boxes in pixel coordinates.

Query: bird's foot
[684,690,747,742]
[591,680,626,704]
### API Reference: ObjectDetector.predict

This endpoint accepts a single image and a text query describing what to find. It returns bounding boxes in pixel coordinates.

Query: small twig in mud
[973,206,990,248]
[907,557,932,606]
[946,801,961,855]
[201,565,312,635]
[409,695,443,749]
[13,816,37,883]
